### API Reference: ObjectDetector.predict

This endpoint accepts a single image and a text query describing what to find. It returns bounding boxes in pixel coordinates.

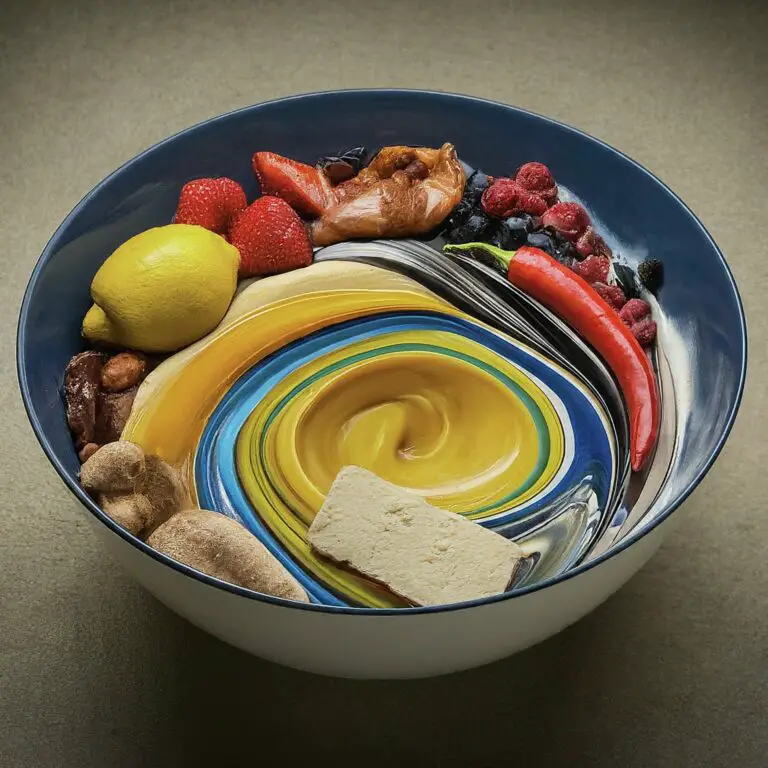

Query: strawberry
[592,282,627,311]
[515,162,558,205]
[541,202,590,242]
[174,177,247,235]
[252,152,331,217]
[481,179,548,218]
[229,196,313,278]
[572,255,611,284]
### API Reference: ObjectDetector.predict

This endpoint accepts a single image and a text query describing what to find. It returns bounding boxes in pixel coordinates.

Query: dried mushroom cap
[80,441,188,539]
[99,493,155,537]
[147,509,309,602]
[80,441,145,494]
[135,454,187,531]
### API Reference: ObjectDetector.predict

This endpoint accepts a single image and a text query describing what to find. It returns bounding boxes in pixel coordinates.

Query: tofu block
[308,466,524,607]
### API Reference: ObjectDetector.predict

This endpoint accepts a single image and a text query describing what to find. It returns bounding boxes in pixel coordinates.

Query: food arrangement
[63,140,670,608]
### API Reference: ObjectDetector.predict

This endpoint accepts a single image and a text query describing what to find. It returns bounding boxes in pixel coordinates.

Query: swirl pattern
[123,255,617,607]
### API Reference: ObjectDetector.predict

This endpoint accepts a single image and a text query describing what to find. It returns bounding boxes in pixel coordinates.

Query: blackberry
[638,259,664,293]
[446,197,475,229]
[446,212,493,244]
[552,240,579,267]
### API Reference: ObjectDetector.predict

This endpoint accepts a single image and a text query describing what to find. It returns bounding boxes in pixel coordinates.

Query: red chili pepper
[445,243,660,471]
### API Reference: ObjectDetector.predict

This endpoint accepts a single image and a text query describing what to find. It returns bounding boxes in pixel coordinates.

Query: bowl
[17,90,747,679]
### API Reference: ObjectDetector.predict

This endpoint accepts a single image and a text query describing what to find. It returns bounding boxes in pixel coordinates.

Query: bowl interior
[17,90,746,609]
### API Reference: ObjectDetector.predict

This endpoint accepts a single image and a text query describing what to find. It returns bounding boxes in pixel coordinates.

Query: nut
[78,442,101,463]
[101,352,146,393]
[147,509,309,602]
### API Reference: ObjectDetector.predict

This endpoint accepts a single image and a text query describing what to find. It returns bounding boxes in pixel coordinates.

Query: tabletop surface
[1,0,766,765]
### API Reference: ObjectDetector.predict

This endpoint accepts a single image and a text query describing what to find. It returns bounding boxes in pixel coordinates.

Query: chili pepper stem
[444,242,516,272]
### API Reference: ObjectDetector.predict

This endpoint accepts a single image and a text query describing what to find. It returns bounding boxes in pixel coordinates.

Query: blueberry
[525,230,558,256]
[465,170,491,201]
[491,216,531,250]
[527,225,578,265]
[518,213,539,232]
[447,212,492,244]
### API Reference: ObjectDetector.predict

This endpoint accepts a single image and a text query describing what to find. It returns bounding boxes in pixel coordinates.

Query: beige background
[1,0,766,765]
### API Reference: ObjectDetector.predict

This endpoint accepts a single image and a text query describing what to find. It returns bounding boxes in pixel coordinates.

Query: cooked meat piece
[311,143,465,246]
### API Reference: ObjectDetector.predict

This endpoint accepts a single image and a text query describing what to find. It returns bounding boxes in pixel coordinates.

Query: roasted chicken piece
[311,143,466,246]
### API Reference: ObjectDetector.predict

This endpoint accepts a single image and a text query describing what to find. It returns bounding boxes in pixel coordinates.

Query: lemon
[82,224,240,353]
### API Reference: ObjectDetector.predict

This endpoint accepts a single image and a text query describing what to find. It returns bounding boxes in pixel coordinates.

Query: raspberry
[618,298,651,326]
[515,162,558,205]
[541,202,591,242]
[572,255,610,284]
[576,226,612,259]
[481,178,519,218]
[631,317,657,347]
[592,282,627,311]
[481,179,548,218]
[516,188,549,216]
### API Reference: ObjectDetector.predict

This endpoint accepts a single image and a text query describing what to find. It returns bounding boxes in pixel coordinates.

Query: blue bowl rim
[16,88,748,616]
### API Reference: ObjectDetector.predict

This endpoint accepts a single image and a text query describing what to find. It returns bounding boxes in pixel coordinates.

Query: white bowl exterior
[87,513,675,679]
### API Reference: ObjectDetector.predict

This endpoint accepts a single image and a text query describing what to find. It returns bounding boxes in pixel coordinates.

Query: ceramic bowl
[17,90,746,678]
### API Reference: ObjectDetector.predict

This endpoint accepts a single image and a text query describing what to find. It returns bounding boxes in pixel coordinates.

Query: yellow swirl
[123,262,568,607]
[243,330,562,521]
